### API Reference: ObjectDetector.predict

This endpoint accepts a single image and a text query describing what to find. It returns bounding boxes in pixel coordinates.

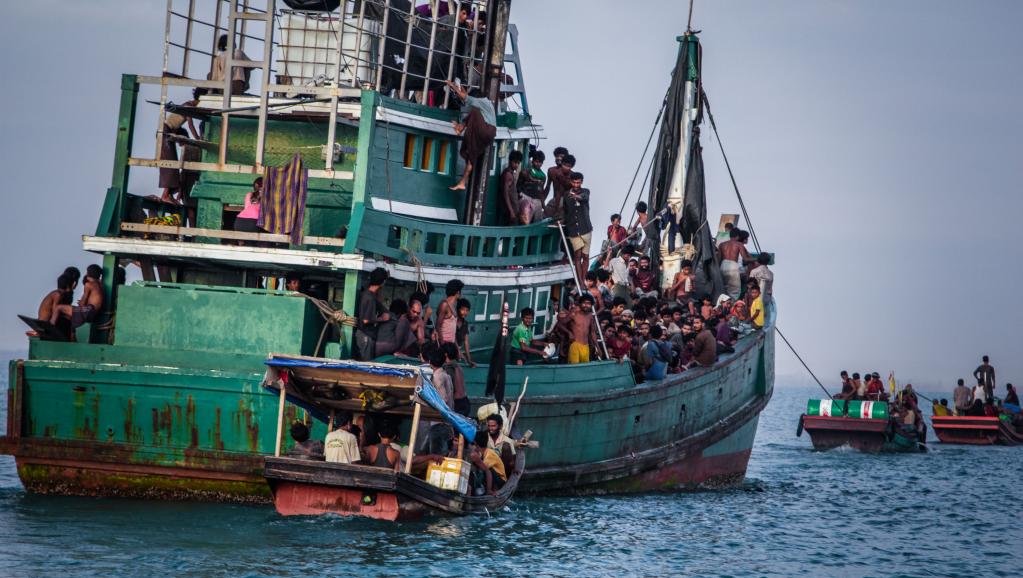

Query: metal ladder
[219,0,276,170]
[502,23,529,116]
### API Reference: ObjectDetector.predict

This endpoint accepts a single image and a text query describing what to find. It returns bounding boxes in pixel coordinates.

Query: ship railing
[133,0,527,181]
[356,208,565,268]
[119,222,345,249]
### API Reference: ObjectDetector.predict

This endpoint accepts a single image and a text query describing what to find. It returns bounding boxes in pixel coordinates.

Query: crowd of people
[831,355,1023,433]
[356,143,775,384]
[286,408,516,497]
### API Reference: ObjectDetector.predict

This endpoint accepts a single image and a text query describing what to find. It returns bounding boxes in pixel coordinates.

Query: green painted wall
[205,117,359,171]
[114,283,323,356]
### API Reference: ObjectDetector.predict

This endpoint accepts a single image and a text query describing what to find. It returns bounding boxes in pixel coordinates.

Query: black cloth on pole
[485,325,507,405]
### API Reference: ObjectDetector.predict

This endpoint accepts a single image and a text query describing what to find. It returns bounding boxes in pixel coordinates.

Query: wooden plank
[120,223,345,247]
[127,157,354,180]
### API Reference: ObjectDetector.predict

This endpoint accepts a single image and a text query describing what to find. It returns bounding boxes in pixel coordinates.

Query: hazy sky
[1,1,1021,390]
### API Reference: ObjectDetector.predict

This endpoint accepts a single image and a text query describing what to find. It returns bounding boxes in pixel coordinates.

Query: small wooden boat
[931,415,1023,446]
[798,399,925,453]
[264,451,524,520]
[261,354,526,521]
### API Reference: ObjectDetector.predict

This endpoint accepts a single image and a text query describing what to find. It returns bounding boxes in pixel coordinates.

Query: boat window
[436,141,450,174]
[420,137,433,171]
[473,292,489,322]
[403,133,416,169]
[487,291,505,320]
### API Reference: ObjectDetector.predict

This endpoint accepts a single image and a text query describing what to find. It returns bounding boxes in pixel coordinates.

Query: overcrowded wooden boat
[931,415,1023,446]
[262,355,526,520]
[798,399,925,453]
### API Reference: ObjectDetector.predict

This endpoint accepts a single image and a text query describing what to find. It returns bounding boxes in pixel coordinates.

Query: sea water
[0,380,1019,577]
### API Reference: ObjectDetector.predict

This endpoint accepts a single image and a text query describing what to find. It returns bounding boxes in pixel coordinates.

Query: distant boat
[931,416,1023,446]
[798,399,925,453]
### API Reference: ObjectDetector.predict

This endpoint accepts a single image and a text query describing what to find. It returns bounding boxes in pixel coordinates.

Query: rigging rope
[617,97,668,218]
[702,91,762,254]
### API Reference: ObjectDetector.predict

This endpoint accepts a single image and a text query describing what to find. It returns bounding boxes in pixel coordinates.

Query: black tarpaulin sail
[645,36,721,300]
[485,307,508,405]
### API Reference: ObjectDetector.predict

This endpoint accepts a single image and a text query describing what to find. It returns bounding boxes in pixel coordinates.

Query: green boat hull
[2,329,773,501]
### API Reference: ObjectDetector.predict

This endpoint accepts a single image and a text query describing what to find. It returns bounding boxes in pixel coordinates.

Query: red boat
[798,415,924,453]
[931,416,1023,446]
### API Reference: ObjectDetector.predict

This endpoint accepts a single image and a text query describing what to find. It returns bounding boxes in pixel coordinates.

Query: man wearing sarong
[718,228,752,300]
[446,80,497,192]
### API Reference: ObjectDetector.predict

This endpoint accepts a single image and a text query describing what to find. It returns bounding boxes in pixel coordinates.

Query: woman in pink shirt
[234,177,264,240]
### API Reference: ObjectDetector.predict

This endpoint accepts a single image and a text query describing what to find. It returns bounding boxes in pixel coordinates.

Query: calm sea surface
[0,377,1019,577]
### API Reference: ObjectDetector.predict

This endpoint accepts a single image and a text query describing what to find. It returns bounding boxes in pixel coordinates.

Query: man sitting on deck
[446,81,497,192]
[485,414,516,477]
[685,316,717,370]
[50,264,104,341]
[510,307,548,365]
[364,427,400,471]
[287,423,324,460]
[27,274,74,337]
[469,431,507,496]
[324,410,361,465]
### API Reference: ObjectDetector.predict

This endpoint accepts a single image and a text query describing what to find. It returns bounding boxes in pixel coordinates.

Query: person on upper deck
[209,34,252,94]
[500,150,526,226]
[437,279,464,347]
[234,177,264,241]
[545,154,575,221]
[608,244,634,307]
[446,81,496,192]
[686,316,717,369]
[973,355,996,403]
[953,378,973,416]
[324,410,360,464]
[30,274,73,337]
[50,265,103,341]
[564,172,593,286]
[354,267,389,360]
[287,422,324,460]
[567,293,599,364]
[543,146,570,209]
[719,228,753,301]
[518,150,546,204]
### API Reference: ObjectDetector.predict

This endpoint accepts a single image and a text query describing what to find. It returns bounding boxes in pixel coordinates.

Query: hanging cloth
[258,153,308,245]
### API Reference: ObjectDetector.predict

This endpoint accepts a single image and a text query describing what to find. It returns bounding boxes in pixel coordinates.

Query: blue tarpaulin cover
[265,357,416,378]
[418,370,477,441]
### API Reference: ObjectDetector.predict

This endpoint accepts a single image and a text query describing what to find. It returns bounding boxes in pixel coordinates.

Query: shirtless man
[583,271,604,312]
[544,153,575,220]
[401,298,427,357]
[500,150,523,226]
[28,274,75,337]
[51,265,104,340]
[718,228,752,300]
[567,294,599,364]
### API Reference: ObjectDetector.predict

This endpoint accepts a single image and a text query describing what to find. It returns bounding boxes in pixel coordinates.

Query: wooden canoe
[264,449,526,521]
[931,416,1023,446]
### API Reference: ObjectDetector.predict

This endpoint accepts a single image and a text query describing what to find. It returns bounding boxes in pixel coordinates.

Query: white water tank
[278,12,381,87]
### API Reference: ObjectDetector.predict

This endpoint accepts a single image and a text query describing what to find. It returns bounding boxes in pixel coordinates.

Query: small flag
[888,372,896,395]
